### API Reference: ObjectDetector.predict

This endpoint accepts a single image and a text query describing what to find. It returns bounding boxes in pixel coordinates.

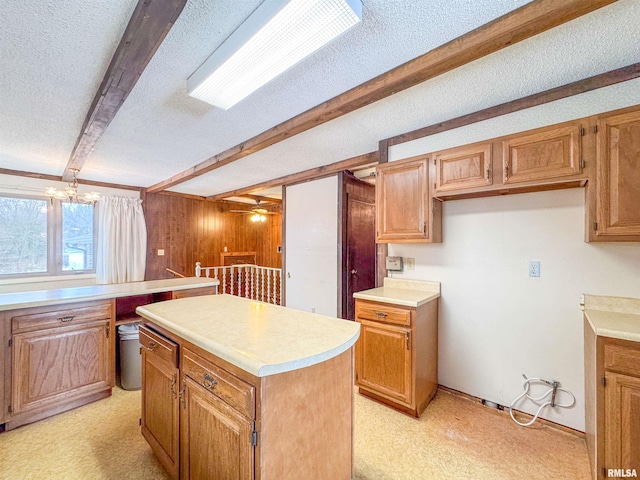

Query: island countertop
[136,294,360,378]
[353,277,440,307]
[0,277,219,311]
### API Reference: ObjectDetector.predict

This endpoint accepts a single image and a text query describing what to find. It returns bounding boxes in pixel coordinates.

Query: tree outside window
[0,194,96,277]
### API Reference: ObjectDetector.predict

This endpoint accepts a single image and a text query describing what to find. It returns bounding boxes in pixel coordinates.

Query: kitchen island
[136,294,360,480]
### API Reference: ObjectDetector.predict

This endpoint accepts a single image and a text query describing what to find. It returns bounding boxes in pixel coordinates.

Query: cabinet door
[502,123,582,185]
[355,319,412,405]
[376,156,430,242]
[180,376,254,480]
[434,142,493,192]
[595,109,640,238]
[11,319,110,414]
[141,338,179,479]
[604,372,640,474]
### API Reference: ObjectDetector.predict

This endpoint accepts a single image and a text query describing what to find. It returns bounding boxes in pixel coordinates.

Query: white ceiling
[1,0,639,198]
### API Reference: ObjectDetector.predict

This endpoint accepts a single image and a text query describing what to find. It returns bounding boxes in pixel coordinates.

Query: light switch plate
[157,249,165,256]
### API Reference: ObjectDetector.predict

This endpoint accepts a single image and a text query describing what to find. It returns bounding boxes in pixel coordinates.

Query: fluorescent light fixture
[187,0,362,110]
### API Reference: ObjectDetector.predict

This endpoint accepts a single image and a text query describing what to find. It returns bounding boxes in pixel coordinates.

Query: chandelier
[45,169,100,205]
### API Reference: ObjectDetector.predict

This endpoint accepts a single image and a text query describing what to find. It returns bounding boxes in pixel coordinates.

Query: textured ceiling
[1,0,639,197]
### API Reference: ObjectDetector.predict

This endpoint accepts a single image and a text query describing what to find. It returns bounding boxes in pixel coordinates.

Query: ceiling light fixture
[187,0,362,110]
[45,169,100,205]
[250,212,267,222]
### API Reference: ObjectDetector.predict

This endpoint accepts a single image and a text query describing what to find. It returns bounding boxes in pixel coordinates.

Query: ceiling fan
[230,202,279,222]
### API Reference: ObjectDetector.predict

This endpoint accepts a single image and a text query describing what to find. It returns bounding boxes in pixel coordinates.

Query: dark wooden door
[346,194,376,320]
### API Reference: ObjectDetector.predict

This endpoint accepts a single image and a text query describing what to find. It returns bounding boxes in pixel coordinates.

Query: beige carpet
[0,387,590,479]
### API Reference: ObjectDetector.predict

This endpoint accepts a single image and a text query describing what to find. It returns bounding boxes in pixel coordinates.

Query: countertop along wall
[386,82,640,432]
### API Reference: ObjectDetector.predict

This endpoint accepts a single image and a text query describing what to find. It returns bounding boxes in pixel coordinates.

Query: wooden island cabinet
[0,277,218,430]
[136,294,360,480]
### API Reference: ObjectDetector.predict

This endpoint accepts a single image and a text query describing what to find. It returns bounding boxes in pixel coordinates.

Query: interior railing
[195,262,282,306]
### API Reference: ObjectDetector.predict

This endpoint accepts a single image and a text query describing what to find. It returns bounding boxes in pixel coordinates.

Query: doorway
[340,172,376,320]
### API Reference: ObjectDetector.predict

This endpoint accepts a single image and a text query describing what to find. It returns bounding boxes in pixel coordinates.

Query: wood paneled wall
[143,192,282,280]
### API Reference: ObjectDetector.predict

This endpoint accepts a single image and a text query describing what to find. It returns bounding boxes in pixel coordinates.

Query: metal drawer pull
[179,378,186,409]
[375,311,388,318]
[170,372,177,398]
[58,315,75,323]
[203,373,218,390]
[146,341,158,351]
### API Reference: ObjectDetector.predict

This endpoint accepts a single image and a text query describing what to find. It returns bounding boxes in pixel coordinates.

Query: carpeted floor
[0,387,590,479]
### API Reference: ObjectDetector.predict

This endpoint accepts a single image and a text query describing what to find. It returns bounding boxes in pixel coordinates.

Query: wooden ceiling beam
[206,151,378,201]
[233,194,283,205]
[0,167,142,191]
[147,0,616,192]
[62,0,187,181]
[385,62,640,147]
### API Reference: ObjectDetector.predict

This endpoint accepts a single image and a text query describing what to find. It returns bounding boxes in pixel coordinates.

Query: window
[0,194,96,277]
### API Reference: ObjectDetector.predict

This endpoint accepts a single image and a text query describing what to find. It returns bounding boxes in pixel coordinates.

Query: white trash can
[118,323,142,390]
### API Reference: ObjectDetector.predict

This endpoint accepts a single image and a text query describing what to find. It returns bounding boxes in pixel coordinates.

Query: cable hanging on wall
[508,374,576,427]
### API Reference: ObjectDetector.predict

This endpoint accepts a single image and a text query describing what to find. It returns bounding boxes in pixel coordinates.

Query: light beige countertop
[136,294,361,378]
[353,277,440,307]
[583,294,640,343]
[0,277,220,311]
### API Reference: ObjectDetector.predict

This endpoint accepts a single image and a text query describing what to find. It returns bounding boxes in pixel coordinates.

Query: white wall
[389,189,640,431]
[284,176,339,317]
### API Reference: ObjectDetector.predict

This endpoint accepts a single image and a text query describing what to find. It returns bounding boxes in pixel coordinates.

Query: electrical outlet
[528,261,540,277]
[157,249,165,256]
[406,258,415,270]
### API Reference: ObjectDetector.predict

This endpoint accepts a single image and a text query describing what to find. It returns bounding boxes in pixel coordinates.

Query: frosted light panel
[187,0,362,110]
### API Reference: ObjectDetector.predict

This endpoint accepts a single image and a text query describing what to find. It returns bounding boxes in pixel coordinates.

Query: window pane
[62,203,94,271]
[0,197,48,275]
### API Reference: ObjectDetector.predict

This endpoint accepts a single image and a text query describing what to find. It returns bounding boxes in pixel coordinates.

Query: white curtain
[96,195,147,284]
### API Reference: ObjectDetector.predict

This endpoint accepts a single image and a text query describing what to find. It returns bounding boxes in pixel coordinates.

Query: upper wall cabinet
[591,107,640,241]
[502,123,583,185]
[434,142,493,193]
[432,120,587,201]
[376,155,442,243]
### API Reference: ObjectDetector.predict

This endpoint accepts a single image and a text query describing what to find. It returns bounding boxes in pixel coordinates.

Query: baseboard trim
[437,385,586,439]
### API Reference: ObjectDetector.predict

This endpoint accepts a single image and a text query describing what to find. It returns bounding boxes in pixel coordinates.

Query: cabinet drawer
[182,348,255,420]
[355,302,411,326]
[12,302,112,334]
[140,325,178,368]
[604,342,640,377]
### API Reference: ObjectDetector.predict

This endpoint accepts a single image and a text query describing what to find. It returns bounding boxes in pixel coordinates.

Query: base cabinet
[604,372,640,474]
[585,324,640,479]
[180,377,254,480]
[4,300,114,430]
[355,298,438,417]
[140,325,180,478]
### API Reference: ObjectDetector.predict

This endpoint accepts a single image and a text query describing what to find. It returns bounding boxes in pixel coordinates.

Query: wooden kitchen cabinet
[357,319,412,405]
[434,142,493,193]
[502,122,583,185]
[5,300,113,430]
[604,371,640,474]
[140,325,180,479]
[355,298,438,417]
[585,325,640,479]
[376,155,442,243]
[590,107,640,241]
